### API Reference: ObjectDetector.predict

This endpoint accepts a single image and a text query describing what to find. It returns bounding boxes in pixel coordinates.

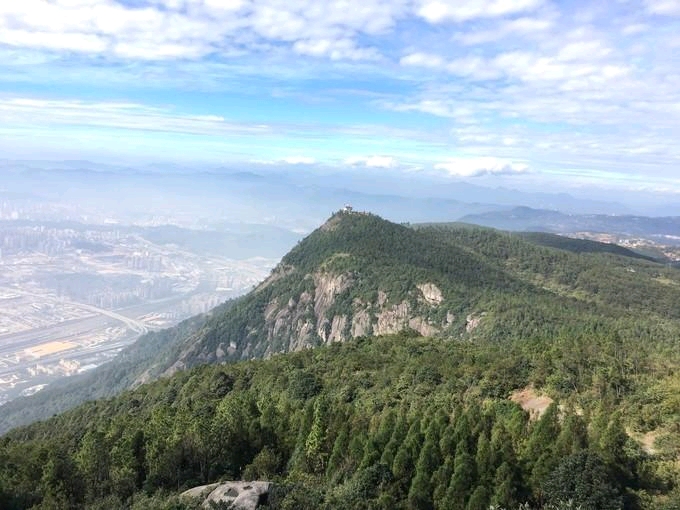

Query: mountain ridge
[3,211,680,508]
[3,211,680,434]
[461,206,680,244]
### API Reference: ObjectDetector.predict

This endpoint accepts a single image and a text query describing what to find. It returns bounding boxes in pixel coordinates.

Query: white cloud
[0,0,403,61]
[621,24,649,36]
[0,29,109,54]
[417,0,544,23]
[281,156,317,165]
[455,16,554,45]
[447,56,502,79]
[390,99,478,121]
[557,40,611,61]
[434,157,529,177]
[400,40,626,85]
[251,156,318,165]
[0,97,271,136]
[113,41,210,60]
[293,39,380,61]
[645,0,680,16]
[345,155,399,168]
[400,52,445,68]
[1,0,680,191]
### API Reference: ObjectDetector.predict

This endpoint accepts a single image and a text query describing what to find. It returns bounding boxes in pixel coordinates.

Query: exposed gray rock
[243,272,453,359]
[313,272,353,320]
[408,316,439,337]
[181,481,272,509]
[328,314,347,343]
[417,283,443,305]
[351,307,372,338]
[374,301,411,336]
[465,312,486,333]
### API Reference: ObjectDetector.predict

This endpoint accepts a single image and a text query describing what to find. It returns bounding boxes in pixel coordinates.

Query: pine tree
[432,456,454,510]
[523,403,560,493]
[543,450,623,510]
[407,435,440,510]
[381,410,408,468]
[327,427,350,482]
[490,461,520,508]
[474,433,492,487]
[305,397,329,473]
[555,412,588,457]
[393,420,424,488]
[76,430,111,500]
[443,441,476,510]
[466,485,489,510]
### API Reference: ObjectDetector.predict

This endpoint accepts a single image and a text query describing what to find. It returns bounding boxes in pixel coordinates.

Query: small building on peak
[342,204,354,213]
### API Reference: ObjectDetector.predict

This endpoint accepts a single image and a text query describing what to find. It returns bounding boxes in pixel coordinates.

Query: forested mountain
[136,210,680,372]
[2,211,680,509]
[4,210,680,433]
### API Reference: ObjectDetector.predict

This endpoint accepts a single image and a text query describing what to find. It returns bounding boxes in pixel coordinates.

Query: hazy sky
[1,0,679,194]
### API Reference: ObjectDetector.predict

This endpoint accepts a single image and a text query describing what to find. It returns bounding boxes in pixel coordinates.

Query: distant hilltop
[339,204,369,215]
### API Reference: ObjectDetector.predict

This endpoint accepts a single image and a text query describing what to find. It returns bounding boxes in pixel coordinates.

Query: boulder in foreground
[181,481,272,509]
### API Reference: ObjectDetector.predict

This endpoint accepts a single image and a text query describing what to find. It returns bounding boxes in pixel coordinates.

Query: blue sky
[1,0,680,194]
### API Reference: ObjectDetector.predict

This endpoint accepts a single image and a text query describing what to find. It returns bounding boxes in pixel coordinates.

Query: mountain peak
[320,207,381,228]
[165,214,526,370]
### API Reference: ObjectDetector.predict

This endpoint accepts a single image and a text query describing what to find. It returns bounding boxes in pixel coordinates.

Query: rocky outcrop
[351,307,372,338]
[181,481,271,509]
[375,301,440,337]
[408,316,439,337]
[254,272,451,353]
[375,301,411,336]
[313,272,353,320]
[418,283,443,305]
[465,313,486,333]
[328,315,347,343]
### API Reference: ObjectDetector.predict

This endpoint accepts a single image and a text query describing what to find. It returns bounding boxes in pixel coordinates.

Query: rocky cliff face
[167,270,465,373]
[252,271,452,357]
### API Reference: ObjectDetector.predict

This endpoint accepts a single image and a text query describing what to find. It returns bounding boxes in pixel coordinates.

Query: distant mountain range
[461,206,680,245]
[0,161,635,232]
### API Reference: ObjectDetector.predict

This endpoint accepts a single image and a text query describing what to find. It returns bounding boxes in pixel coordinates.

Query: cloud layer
[0,0,408,60]
[1,0,680,192]
[435,157,529,177]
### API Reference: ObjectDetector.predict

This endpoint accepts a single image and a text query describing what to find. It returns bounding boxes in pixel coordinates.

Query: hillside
[414,221,658,260]
[168,210,527,369]
[514,232,657,261]
[5,211,680,434]
[162,211,680,372]
[1,329,680,509]
[2,212,680,508]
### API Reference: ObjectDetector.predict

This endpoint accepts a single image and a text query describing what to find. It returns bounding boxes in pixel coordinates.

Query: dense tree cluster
[1,331,679,509]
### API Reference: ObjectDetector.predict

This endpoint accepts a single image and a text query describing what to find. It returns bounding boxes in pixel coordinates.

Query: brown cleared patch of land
[510,386,554,421]
[26,341,78,358]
